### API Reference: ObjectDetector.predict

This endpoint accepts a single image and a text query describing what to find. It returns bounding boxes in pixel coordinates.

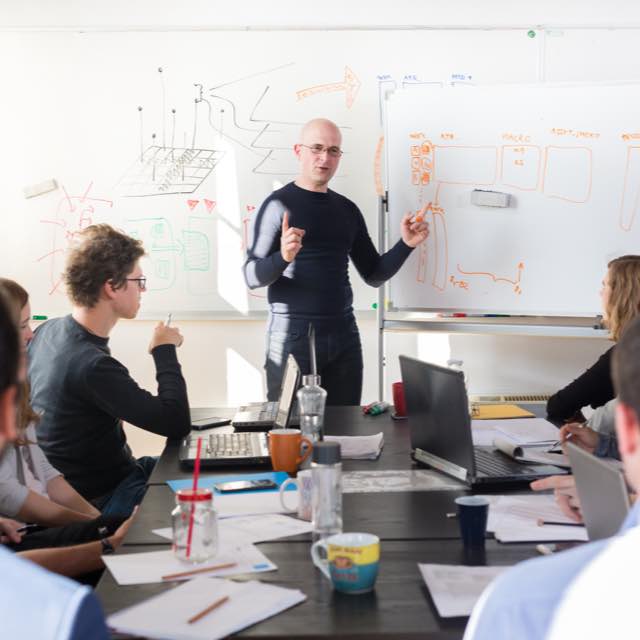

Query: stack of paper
[482,494,588,543]
[103,542,276,585]
[418,564,507,617]
[324,432,384,459]
[107,577,306,640]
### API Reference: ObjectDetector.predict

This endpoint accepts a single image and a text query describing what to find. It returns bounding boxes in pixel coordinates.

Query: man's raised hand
[280,211,305,263]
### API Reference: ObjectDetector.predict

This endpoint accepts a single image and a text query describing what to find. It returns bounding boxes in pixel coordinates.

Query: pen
[166,312,172,326]
[537,518,584,527]
[188,595,230,624]
[161,561,237,581]
[549,422,584,451]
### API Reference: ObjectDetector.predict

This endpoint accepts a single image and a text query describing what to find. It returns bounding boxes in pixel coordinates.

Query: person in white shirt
[0,288,109,638]
[547,314,640,639]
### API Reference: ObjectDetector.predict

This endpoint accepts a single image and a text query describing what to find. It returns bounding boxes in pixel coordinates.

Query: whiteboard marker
[166,313,172,326]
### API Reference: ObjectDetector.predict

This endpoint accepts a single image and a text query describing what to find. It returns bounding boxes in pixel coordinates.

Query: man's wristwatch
[100,536,115,555]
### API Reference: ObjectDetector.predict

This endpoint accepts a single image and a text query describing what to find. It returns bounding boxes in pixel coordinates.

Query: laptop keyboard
[208,432,255,457]
[474,448,538,476]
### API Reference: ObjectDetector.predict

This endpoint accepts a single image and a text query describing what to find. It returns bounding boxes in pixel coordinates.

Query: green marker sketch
[182,230,210,271]
[125,217,179,291]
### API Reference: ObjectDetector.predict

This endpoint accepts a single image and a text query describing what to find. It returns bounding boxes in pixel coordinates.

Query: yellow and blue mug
[311,532,380,594]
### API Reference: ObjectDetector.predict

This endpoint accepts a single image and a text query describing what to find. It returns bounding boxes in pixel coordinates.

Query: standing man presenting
[244,118,429,405]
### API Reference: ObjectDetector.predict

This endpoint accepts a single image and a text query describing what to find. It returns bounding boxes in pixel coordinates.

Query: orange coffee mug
[269,429,313,474]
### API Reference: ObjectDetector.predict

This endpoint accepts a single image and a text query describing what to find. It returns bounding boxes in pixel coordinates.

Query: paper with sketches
[152,514,312,544]
[342,470,464,493]
[480,494,588,543]
[103,543,276,585]
[419,564,507,617]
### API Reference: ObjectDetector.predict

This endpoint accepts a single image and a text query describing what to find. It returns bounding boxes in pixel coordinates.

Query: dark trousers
[265,317,363,406]
[92,456,157,517]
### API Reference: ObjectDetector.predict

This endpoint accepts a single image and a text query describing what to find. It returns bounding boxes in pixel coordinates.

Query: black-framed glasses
[126,277,147,291]
[300,143,343,158]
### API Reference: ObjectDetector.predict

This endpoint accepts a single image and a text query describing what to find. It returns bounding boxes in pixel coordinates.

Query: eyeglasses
[300,144,343,158]
[126,277,147,291]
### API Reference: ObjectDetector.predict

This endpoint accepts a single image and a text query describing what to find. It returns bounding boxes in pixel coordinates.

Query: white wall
[3,1,640,29]
[6,2,621,455]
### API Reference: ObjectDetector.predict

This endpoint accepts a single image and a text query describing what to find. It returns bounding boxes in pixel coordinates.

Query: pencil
[188,595,230,624]
[537,518,584,527]
[161,561,237,581]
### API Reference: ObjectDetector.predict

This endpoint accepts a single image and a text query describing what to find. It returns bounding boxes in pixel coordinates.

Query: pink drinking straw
[185,437,202,559]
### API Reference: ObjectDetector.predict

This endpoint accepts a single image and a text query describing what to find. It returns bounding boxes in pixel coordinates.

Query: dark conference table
[96,406,541,639]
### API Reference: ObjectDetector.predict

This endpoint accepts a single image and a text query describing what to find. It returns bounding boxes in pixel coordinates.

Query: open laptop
[399,355,567,487]
[566,441,630,540]
[179,355,301,468]
[231,354,301,430]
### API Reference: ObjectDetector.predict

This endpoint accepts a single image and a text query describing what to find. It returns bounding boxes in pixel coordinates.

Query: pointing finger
[282,210,289,232]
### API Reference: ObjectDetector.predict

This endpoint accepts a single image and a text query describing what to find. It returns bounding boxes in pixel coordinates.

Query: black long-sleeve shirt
[243,182,413,325]
[546,346,615,424]
[28,315,190,499]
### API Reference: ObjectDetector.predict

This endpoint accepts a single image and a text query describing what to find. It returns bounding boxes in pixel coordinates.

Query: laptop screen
[566,442,630,540]
[274,354,301,428]
[399,355,476,477]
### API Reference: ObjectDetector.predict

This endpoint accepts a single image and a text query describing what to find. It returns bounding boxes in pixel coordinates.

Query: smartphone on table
[214,479,278,493]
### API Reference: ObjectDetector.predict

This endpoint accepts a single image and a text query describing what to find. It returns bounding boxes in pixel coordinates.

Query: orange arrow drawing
[296,66,361,109]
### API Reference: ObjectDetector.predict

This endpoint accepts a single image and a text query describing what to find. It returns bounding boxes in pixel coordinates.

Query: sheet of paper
[480,494,588,543]
[342,469,465,493]
[324,432,384,459]
[103,543,276,585]
[107,577,306,640]
[152,514,312,544]
[471,422,501,447]
[491,418,560,445]
[214,491,289,517]
[418,564,507,617]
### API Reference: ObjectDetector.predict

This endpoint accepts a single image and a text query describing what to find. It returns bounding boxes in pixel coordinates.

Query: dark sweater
[546,346,615,424]
[243,182,413,325]
[28,315,190,499]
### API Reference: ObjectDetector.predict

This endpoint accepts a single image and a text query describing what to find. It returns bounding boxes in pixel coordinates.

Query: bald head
[294,119,343,192]
[299,119,342,146]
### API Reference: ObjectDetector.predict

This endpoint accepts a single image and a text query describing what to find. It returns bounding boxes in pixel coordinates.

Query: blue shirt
[464,501,640,640]
[0,546,108,639]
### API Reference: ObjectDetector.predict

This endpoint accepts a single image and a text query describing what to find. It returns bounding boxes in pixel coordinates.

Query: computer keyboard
[474,448,538,476]
[208,432,254,458]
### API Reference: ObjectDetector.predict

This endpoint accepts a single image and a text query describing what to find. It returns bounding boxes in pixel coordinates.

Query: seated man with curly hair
[28,224,191,517]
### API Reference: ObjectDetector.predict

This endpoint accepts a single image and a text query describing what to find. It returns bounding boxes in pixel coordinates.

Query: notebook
[232,354,301,430]
[399,355,567,487]
[566,441,630,540]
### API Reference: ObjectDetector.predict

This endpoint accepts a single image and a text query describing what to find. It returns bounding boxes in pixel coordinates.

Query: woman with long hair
[0,278,103,528]
[546,255,640,424]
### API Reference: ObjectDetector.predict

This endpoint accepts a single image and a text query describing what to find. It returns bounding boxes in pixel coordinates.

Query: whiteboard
[0,29,540,317]
[386,83,640,316]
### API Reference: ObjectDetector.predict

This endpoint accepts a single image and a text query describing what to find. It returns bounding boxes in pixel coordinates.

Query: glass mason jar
[171,488,218,563]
